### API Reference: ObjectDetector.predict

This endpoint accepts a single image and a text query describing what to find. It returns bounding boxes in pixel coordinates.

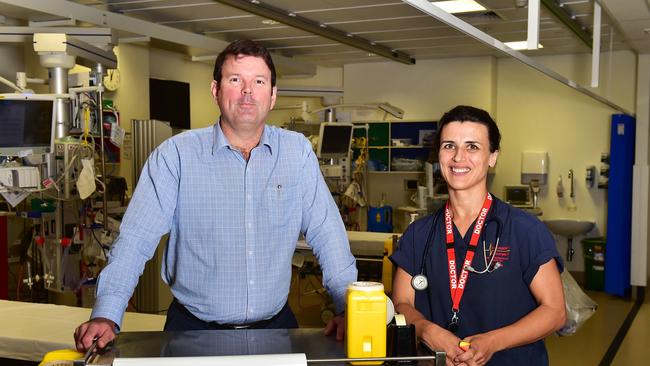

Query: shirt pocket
[264,181,301,226]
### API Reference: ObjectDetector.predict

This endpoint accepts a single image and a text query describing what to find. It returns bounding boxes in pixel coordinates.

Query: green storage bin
[582,237,606,291]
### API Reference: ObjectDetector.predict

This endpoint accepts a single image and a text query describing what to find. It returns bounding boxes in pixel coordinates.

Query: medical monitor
[0,94,56,156]
[504,185,532,208]
[316,122,353,159]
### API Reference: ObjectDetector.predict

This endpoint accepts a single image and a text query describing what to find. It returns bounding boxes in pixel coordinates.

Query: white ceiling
[0,0,648,68]
[602,0,650,53]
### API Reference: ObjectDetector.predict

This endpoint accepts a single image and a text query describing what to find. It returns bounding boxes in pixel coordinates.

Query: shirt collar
[212,118,274,155]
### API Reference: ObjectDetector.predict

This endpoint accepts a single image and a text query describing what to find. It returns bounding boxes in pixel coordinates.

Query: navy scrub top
[390,196,563,366]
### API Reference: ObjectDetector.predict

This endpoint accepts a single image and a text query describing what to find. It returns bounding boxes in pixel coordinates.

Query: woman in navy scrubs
[391,106,566,366]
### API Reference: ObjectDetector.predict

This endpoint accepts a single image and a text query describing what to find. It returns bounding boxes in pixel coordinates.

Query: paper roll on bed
[113,353,307,366]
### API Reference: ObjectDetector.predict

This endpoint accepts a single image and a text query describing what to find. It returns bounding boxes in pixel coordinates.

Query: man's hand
[323,313,345,341]
[74,317,117,351]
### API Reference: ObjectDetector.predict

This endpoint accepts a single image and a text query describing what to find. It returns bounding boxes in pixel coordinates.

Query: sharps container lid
[348,281,384,292]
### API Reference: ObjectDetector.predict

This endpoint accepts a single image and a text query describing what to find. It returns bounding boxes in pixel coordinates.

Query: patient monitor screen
[317,123,353,159]
[0,99,54,155]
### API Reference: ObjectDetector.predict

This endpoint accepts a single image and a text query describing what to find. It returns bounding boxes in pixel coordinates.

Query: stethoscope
[411,207,507,291]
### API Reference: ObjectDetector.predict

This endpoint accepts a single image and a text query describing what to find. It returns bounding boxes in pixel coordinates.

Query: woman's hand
[453,332,501,366]
[420,322,463,366]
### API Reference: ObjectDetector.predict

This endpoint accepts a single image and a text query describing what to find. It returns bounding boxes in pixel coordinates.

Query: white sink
[543,219,595,238]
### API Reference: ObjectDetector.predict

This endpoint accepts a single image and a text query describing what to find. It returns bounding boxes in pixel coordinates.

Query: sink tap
[529,179,540,209]
[568,169,575,198]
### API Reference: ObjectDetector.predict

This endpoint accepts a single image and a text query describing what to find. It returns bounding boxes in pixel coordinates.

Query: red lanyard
[445,193,493,318]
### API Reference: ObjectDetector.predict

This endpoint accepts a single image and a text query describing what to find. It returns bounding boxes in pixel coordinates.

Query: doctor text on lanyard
[444,192,492,333]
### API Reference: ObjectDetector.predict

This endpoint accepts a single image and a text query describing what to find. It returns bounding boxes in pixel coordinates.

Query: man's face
[211,54,277,130]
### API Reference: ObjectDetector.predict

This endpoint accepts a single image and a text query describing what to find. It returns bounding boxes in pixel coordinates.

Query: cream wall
[342,51,637,272]
[495,51,636,271]
[344,56,497,120]
[0,44,24,93]
[23,45,49,95]
[530,51,636,113]
[107,44,151,191]
[270,65,344,125]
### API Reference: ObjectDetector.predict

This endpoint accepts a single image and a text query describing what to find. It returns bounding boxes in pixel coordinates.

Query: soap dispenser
[556,175,564,198]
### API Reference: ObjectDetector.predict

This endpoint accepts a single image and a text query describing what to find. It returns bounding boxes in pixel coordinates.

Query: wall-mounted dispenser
[556,175,564,198]
[585,166,596,188]
[521,151,549,185]
[598,153,609,189]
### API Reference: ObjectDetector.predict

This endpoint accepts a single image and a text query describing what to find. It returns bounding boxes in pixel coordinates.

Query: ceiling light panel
[430,0,486,14]
[504,41,544,49]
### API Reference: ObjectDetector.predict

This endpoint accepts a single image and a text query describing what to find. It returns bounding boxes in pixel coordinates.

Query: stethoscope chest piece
[411,274,428,291]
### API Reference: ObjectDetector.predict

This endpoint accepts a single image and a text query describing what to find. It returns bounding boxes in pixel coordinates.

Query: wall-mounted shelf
[352,120,437,172]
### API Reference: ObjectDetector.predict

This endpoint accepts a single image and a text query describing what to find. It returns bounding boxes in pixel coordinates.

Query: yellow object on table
[346,281,387,365]
[39,349,84,366]
[459,341,471,352]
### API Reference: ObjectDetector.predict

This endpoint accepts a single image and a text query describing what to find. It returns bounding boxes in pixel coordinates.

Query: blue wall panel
[605,114,635,296]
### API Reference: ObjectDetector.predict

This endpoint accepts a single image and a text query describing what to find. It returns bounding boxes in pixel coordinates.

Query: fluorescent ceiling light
[504,41,544,50]
[430,0,486,14]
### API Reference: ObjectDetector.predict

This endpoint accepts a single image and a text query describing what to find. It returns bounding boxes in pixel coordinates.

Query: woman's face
[438,121,499,193]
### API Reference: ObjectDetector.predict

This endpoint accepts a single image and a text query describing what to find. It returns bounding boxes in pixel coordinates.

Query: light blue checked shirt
[92,121,357,327]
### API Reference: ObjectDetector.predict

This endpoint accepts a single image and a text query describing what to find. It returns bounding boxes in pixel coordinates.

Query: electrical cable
[91,229,108,259]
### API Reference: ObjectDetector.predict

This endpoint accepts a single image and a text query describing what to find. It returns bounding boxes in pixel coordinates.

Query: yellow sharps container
[346,281,387,364]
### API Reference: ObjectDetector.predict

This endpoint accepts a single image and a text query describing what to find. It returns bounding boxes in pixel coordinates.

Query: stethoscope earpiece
[464,260,503,274]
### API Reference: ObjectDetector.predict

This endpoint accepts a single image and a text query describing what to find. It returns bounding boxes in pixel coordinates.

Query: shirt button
[247,222,252,228]
[247,194,252,201]
[249,280,254,285]
[248,251,253,256]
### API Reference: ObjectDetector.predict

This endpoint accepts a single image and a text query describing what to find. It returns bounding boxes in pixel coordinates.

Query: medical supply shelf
[352,120,437,172]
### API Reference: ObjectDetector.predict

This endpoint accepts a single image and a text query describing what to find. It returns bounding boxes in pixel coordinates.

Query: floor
[545,290,637,365]
[613,299,650,366]
[288,269,649,365]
